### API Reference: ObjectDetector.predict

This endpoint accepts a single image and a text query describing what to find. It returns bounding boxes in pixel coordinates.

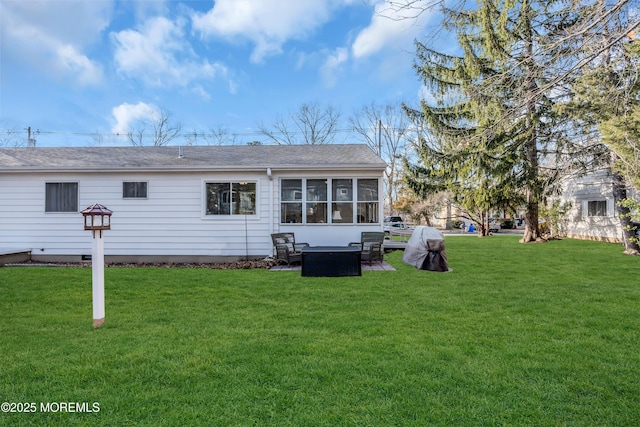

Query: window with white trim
[206,182,256,215]
[587,200,607,217]
[306,179,328,223]
[357,179,379,223]
[123,181,148,199]
[45,182,78,212]
[332,179,353,223]
[281,179,302,223]
[280,178,379,224]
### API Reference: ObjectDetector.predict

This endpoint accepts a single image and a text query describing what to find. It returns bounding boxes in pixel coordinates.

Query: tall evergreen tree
[403,0,631,242]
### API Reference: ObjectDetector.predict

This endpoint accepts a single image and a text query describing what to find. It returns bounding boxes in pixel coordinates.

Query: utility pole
[377,119,382,156]
[26,127,36,147]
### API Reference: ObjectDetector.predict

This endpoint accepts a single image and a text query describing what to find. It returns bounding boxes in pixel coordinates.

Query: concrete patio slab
[270,261,396,272]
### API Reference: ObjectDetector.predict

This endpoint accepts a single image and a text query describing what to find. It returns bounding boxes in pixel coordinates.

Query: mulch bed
[4,259,279,270]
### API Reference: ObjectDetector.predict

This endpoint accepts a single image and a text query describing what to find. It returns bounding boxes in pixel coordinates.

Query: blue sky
[0,0,440,147]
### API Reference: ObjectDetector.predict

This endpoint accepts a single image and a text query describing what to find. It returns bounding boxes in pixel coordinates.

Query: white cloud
[112,16,231,94]
[110,102,159,135]
[56,45,104,86]
[191,0,336,63]
[130,0,169,21]
[352,1,432,59]
[320,47,349,88]
[0,0,110,85]
[191,85,212,101]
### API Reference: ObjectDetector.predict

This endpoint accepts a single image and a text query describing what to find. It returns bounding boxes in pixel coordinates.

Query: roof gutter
[0,164,387,174]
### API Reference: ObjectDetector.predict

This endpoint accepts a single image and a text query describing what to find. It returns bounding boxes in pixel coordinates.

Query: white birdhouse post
[81,203,112,329]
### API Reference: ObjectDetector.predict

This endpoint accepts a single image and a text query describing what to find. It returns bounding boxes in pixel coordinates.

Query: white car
[384,222,413,237]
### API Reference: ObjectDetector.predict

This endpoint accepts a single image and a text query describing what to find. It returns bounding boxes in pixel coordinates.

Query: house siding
[1,171,274,261]
[0,145,387,262]
[559,169,623,242]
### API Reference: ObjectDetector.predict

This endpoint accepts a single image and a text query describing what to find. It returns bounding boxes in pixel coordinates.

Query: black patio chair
[349,231,384,265]
[271,233,310,265]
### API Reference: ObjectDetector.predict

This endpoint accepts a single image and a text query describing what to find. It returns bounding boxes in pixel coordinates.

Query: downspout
[267,168,274,256]
[379,171,385,232]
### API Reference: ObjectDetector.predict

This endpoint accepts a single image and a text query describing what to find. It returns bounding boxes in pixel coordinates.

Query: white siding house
[0,145,386,263]
[558,169,630,242]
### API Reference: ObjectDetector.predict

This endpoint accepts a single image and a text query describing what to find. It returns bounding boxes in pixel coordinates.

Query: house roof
[0,144,387,173]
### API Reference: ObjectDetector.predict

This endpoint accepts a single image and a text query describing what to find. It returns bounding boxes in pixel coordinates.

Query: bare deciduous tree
[185,127,238,146]
[0,124,25,147]
[350,102,413,214]
[127,109,182,146]
[258,102,342,145]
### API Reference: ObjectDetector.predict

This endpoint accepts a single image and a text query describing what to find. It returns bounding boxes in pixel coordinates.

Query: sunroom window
[306,179,328,223]
[279,178,379,225]
[357,179,379,223]
[332,179,353,223]
[281,179,302,223]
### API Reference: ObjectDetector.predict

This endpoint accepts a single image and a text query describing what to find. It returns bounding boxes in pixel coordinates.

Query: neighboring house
[425,169,630,239]
[0,144,386,263]
[558,168,636,242]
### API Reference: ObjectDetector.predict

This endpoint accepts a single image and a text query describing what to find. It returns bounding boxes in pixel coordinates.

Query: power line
[3,126,423,140]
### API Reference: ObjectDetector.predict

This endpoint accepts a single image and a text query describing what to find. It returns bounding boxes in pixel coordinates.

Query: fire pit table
[301,246,362,277]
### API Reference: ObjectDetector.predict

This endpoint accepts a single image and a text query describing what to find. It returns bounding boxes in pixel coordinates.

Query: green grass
[1,236,639,426]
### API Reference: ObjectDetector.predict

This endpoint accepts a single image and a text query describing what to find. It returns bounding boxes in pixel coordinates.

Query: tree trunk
[520,192,541,242]
[612,170,640,255]
[519,129,542,242]
[477,210,490,237]
[519,3,542,244]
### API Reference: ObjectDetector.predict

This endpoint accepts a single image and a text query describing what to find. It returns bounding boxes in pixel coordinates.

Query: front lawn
[1,236,638,426]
